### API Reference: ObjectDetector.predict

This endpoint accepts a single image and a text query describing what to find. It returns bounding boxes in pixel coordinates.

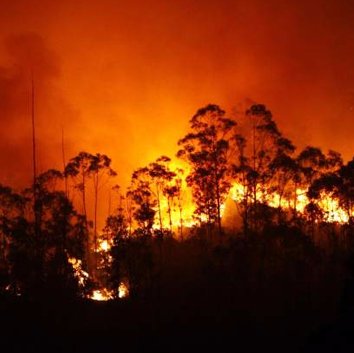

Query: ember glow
[118,282,129,299]
[229,184,351,224]
[90,289,114,302]
[89,284,129,301]
[68,257,89,288]
[97,239,111,252]
[317,194,349,224]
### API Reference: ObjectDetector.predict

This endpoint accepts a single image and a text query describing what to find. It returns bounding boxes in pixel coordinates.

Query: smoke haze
[0,0,354,188]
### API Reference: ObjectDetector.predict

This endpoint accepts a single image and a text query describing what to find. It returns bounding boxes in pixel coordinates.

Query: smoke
[0,0,354,191]
[0,33,53,185]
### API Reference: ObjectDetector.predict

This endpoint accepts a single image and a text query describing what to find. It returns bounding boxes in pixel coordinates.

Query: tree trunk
[82,173,90,270]
[178,196,183,240]
[156,184,163,232]
[94,172,98,253]
[167,196,173,233]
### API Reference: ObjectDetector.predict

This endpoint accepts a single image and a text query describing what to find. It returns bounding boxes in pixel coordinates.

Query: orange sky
[0,0,354,188]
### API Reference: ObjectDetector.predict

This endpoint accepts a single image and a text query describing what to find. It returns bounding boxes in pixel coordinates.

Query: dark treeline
[1,103,354,352]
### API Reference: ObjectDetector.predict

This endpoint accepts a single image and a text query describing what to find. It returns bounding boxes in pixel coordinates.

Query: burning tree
[232,104,296,231]
[308,157,354,224]
[64,152,96,227]
[129,168,156,237]
[129,156,177,236]
[145,156,176,233]
[64,152,116,273]
[177,104,236,237]
[163,168,184,237]
[89,153,117,253]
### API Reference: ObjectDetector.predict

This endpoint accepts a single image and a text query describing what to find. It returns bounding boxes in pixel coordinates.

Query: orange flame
[90,288,114,301]
[118,281,129,298]
[229,183,350,224]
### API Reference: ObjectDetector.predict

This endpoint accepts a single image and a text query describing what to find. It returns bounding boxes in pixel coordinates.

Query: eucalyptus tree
[245,104,295,204]
[231,133,255,233]
[177,104,236,237]
[89,153,117,251]
[129,168,156,237]
[232,104,296,230]
[129,156,176,235]
[0,185,25,259]
[297,147,343,223]
[1,170,87,298]
[104,204,129,293]
[65,152,96,227]
[64,152,116,253]
[297,147,342,189]
[308,158,354,223]
[337,159,354,222]
[163,168,184,236]
[147,156,176,232]
[0,185,26,292]
[268,151,298,223]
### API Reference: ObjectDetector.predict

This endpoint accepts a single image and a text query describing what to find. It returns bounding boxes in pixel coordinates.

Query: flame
[69,239,129,301]
[118,282,129,298]
[229,183,350,224]
[90,288,114,301]
[151,196,197,231]
[318,193,349,223]
[69,182,351,302]
[68,257,89,287]
[97,239,111,252]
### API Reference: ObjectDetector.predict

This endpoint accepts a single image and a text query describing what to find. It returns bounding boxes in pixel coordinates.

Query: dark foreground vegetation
[1,103,354,352]
[1,226,354,353]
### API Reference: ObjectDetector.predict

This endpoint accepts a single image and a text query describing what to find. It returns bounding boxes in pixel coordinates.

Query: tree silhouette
[0,186,27,294]
[269,153,298,223]
[233,104,295,230]
[65,152,114,272]
[104,205,128,294]
[246,104,281,207]
[308,158,354,223]
[129,168,156,237]
[65,152,96,229]
[129,157,176,237]
[232,133,254,233]
[297,147,342,187]
[163,169,184,236]
[0,169,87,298]
[146,156,176,233]
[178,104,236,237]
[89,153,117,253]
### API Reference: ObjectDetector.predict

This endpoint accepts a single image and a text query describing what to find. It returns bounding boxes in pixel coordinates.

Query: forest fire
[2,2,354,351]
[69,238,129,301]
[317,194,349,224]
[68,257,89,287]
[10,99,354,305]
[97,238,112,252]
[88,284,129,301]
[229,183,350,225]
[118,282,129,299]
[90,288,114,301]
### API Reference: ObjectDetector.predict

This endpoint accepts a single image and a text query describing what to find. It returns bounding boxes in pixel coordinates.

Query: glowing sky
[0,0,354,188]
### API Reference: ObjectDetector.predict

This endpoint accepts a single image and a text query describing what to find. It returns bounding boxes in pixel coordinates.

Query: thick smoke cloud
[0,33,73,186]
[0,0,354,189]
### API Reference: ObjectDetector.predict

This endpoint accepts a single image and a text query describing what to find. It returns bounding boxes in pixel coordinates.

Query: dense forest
[1,103,354,352]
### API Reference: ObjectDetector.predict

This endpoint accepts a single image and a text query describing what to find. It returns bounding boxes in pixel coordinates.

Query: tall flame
[229,183,350,224]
